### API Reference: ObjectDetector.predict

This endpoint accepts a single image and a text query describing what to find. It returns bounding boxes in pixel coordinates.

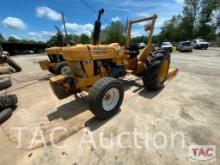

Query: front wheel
[53,62,70,75]
[89,77,124,119]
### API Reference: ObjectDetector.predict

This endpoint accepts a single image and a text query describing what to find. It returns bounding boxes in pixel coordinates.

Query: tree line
[1,0,219,46]
[158,0,220,42]
[46,21,139,46]
[0,34,45,45]
[99,0,220,44]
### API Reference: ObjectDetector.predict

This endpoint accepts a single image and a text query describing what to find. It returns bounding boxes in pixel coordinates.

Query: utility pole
[61,11,68,40]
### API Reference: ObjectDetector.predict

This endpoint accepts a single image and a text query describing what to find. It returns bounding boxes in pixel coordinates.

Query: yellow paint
[46,47,62,55]
[83,61,94,77]
[50,75,65,83]
[80,87,90,92]
[167,68,179,79]
[75,75,101,88]
[159,59,169,82]
[39,60,57,70]
[62,44,123,62]
[136,61,145,74]
[50,75,100,92]
[38,60,50,70]
[138,44,153,62]
[126,58,137,70]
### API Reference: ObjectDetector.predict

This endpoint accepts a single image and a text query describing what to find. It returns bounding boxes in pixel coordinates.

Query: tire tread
[143,52,170,90]
[89,77,124,119]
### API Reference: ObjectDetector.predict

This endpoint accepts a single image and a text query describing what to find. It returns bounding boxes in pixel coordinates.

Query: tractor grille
[48,54,64,62]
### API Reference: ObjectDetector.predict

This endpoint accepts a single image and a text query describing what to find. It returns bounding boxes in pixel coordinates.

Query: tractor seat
[0,77,12,91]
[126,43,140,58]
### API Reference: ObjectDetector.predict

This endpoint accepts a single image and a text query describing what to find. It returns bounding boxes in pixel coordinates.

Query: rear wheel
[89,77,124,119]
[143,51,170,90]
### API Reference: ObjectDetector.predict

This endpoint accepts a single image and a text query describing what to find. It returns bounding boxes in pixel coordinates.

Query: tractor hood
[45,47,62,55]
[61,43,122,61]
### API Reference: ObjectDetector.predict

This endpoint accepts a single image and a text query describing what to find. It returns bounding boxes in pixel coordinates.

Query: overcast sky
[0,0,184,41]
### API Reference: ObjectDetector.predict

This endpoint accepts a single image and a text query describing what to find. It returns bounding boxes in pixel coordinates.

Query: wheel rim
[61,66,71,76]
[159,59,169,82]
[102,88,120,111]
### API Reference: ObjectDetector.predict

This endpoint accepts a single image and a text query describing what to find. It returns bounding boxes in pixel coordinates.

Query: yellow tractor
[38,46,69,75]
[49,9,170,119]
[39,14,70,75]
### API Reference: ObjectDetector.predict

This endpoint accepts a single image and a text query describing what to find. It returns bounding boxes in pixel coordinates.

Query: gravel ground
[0,47,219,165]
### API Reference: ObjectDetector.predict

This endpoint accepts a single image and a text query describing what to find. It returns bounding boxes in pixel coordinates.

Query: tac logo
[189,145,216,162]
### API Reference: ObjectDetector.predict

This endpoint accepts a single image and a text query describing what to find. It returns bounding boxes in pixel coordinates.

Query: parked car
[176,41,193,52]
[2,51,9,56]
[192,39,209,49]
[160,42,173,53]
[0,44,10,56]
[138,42,146,49]
[24,50,35,54]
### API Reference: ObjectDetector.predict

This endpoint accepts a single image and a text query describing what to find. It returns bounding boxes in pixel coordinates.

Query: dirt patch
[179,110,194,122]
[188,125,214,145]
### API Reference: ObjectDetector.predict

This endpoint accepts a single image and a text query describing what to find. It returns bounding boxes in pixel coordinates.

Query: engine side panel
[62,44,123,61]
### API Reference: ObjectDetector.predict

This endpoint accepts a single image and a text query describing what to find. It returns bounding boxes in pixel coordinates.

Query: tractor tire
[0,95,18,110]
[48,67,55,74]
[89,77,124,119]
[143,51,170,90]
[4,55,22,72]
[53,62,69,75]
[0,78,12,91]
[0,108,13,124]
